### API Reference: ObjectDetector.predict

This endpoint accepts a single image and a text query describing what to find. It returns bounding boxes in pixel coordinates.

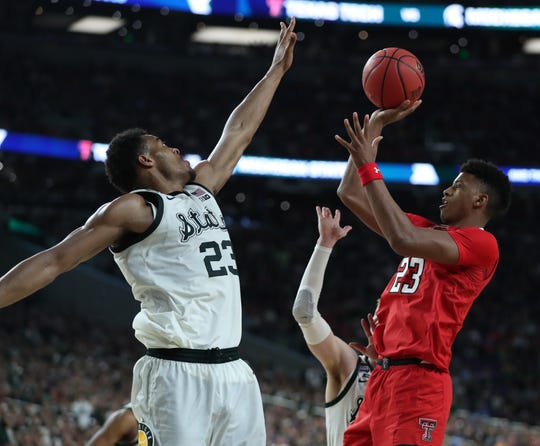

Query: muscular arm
[363,180,459,264]
[195,19,297,194]
[337,156,383,236]
[0,194,153,308]
[336,108,459,264]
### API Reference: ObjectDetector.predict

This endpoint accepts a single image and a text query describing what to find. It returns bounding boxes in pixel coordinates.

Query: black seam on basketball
[390,57,424,93]
[381,57,394,108]
[364,56,386,85]
[363,56,386,106]
[397,59,425,89]
[396,61,407,104]
[397,56,425,86]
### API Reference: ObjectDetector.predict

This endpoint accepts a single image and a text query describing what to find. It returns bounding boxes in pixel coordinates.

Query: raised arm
[292,206,359,400]
[195,18,297,194]
[0,194,153,308]
[335,104,460,264]
[337,155,383,236]
[337,100,422,237]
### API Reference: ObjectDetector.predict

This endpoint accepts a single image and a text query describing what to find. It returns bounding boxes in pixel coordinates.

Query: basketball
[362,47,425,109]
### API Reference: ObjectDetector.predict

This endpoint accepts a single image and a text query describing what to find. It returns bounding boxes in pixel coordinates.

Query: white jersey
[112,184,242,349]
[325,356,372,446]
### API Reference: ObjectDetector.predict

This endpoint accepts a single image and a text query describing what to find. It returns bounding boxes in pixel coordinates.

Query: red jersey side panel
[373,214,499,371]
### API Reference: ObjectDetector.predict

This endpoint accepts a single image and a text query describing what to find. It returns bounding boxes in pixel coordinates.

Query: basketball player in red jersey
[335,100,512,446]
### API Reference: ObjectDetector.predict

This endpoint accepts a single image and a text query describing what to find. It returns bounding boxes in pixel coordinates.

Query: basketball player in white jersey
[0,18,297,445]
[293,206,377,446]
[86,404,138,446]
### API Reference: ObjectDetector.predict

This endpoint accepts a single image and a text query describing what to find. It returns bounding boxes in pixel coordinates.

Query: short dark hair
[105,128,148,193]
[460,158,511,218]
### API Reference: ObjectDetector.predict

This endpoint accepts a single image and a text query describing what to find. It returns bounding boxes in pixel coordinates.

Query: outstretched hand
[334,100,422,168]
[270,17,297,75]
[316,206,352,249]
[370,99,422,132]
[349,313,378,365]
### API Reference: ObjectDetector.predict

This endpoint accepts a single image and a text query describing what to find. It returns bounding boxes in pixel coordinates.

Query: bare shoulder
[89,193,154,234]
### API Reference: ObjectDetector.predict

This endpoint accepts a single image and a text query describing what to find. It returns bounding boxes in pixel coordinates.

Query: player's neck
[447,214,488,229]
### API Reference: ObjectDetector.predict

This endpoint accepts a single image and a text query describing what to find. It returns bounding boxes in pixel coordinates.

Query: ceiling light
[68,15,126,34]
[523,37,540,54]
[191,26,280,46]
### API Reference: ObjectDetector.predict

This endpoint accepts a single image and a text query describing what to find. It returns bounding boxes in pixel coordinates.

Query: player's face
[439,172,483,224]
[144,135,196,182]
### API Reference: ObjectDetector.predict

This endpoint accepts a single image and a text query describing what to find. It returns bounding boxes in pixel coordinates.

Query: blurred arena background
[0,0,539,444]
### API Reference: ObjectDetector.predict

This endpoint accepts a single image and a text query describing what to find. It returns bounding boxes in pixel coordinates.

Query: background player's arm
[195,19,297,194]
[0,194,153,308]
[293,207,359,401]
[86,407,138,446]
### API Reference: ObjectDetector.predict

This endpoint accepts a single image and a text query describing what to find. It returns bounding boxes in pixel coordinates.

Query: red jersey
[373,213,499,371]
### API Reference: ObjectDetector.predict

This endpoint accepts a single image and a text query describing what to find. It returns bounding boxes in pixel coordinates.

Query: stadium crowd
[1,302,539,445]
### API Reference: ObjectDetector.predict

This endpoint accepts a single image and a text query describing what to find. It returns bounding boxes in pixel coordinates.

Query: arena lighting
[0,128,539,185]
[68,15,126,34]
[90,1,540,30]
[504,167,540,184]
[191,27,280,46]
[522,38,540,54]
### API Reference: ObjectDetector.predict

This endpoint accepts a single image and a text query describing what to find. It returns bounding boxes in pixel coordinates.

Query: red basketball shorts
[343,364,452,446]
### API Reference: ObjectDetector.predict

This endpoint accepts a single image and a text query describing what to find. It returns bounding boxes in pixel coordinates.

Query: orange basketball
[362,47,425,109]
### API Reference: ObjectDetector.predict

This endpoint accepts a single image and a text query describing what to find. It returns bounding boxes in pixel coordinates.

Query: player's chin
[439,207,449,224]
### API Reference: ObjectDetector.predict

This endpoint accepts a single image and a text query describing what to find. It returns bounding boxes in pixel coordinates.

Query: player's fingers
[367,313,377,331]
[349,342,367,355]
[372,136,383,149]
[361,318,372,338]
[352,112,362,135]
[343,119,362,147]
[287,16,296,32]
[398,99,412,110]
[334,134,351,150]
[362,114,370,135]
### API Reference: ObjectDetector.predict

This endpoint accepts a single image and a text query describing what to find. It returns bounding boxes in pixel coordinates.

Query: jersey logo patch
[138,422,155,446]
[418,417,437,442]
[191,187,211,201]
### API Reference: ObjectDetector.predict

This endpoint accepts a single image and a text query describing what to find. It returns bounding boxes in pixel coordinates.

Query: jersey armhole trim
[324,356,362,408]
[110,191,164,253]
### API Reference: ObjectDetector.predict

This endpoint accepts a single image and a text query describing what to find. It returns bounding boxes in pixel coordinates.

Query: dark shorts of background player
[343,363,452,446]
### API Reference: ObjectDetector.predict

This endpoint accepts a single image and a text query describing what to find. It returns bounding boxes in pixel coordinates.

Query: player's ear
[137,153,153,168]
[473,193,488,210]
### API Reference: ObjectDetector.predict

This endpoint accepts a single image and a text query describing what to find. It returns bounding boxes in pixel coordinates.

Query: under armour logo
[418,418,437,442]
[374,167,380,173]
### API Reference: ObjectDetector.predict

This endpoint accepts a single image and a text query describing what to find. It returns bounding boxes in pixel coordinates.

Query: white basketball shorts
[131,355,266,446]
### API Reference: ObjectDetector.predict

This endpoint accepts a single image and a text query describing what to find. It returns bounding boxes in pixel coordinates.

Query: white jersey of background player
[292,206,377,446]
[0,19,297,446]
